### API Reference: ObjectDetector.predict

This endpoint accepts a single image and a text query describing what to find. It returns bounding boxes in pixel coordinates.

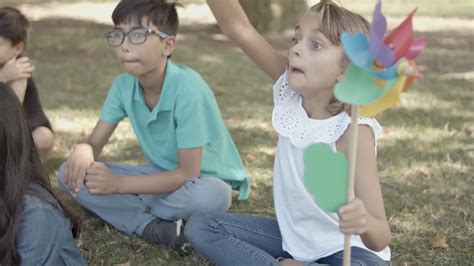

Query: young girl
[184,0,391,265]
[0,84,86,265]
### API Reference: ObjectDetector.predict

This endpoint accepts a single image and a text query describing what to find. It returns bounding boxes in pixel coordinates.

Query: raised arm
[207,0,288,81]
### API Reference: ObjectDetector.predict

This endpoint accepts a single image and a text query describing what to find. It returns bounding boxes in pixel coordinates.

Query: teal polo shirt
[100,59,249,200]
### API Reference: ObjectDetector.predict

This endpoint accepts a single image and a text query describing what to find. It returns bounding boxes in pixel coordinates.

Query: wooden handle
[343,104,360,266]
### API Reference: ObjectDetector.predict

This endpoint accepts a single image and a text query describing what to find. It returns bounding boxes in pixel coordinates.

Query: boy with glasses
[58,0,249,255]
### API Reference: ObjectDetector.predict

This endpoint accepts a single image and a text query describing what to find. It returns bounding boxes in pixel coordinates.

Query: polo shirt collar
[133,59,179,115]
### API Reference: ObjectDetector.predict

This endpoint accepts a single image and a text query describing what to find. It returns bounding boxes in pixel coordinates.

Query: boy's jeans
[185,212,389,266]
[58,162,231,236]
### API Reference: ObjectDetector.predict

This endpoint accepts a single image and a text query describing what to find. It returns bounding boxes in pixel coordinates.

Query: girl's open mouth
[290,66,304,74]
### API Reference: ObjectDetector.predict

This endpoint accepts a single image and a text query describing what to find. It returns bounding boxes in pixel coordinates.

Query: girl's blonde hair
[310,0,370,115]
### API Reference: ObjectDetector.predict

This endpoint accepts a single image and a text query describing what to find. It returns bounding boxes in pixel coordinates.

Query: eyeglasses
[105,27,170,47]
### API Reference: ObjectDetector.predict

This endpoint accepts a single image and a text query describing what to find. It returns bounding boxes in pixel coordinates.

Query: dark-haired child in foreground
[0,83,86,266]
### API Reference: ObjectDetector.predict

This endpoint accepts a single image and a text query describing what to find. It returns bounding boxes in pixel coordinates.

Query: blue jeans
[185,212,389,266]
[16,194,86,266]
[58,162,232,236]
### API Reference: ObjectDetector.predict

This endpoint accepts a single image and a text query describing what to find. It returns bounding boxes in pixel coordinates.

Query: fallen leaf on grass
[429,235,449,248]
[250,191,260,201]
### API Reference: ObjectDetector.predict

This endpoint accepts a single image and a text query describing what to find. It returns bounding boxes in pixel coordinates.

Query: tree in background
[240,0,307,32]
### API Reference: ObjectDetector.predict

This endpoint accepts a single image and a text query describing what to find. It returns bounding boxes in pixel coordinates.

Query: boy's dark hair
[0,7,30,46]
[112,0,179,36]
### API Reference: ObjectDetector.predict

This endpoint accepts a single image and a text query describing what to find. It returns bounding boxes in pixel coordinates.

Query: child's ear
[162,36,176,57]
[12,41,25,57]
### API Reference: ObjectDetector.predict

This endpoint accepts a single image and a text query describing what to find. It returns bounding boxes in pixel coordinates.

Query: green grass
[25,6,473,266]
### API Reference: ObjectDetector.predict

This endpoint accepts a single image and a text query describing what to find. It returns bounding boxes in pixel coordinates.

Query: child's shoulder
[174,63,206,85]
[172,63,213,98]
[336,115,383,152]
[22,187,58,215]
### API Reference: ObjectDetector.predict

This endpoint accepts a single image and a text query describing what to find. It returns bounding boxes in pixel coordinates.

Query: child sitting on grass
[185,0,391,264]
[58,0,249,255]
[0,84,86,266]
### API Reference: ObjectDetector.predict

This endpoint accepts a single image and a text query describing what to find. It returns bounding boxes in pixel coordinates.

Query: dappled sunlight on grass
[385,160,471,184]
[379,126,471,168]
[381,124,468,144]
[210,33,231,41]
[400,90,456,111]
[391,210,437,235]
[226,118,274,132]
[424,47,473,57]
[198,54,223,64]
[438,71,474,81]
[253,146,275,157]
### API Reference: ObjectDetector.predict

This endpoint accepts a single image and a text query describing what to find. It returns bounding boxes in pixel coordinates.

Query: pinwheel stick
[343,104,360,266]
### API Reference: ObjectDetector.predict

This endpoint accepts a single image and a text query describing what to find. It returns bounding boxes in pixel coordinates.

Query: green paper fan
[304,143,349,212]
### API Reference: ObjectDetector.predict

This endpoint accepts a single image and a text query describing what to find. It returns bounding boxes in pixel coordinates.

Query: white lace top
[271,70,390,261]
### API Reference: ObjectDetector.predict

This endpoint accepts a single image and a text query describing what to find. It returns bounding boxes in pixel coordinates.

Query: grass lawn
[19,2,473,265]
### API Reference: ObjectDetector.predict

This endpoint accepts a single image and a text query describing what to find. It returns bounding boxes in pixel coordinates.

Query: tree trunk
[240,0,307,32]
[276,0,308,31]
[240,0,273,32]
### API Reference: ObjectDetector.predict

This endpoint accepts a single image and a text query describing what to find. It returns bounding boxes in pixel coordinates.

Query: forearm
[118,168,190,194]
[8,79,27,103]
[360,215,391,251]
[85,121,116,159]
[85,141,103,160]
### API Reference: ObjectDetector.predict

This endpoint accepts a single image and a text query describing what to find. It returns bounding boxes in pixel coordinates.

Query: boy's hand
[1,57,34,82]
[337,198,373,235]
[84,162,121,195]
[64,143,94,197]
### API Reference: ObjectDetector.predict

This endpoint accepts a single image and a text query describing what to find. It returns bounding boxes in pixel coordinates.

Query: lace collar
[271,70,382,148]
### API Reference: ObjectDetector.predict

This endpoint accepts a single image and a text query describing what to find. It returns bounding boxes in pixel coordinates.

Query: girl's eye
[291,37,299,45]
[312,41,323,49]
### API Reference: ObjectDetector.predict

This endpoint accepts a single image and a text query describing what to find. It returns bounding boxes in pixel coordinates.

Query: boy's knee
[192,178,231,213]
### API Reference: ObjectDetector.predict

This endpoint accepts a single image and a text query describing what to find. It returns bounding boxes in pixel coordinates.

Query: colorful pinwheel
[334,0,427,116]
